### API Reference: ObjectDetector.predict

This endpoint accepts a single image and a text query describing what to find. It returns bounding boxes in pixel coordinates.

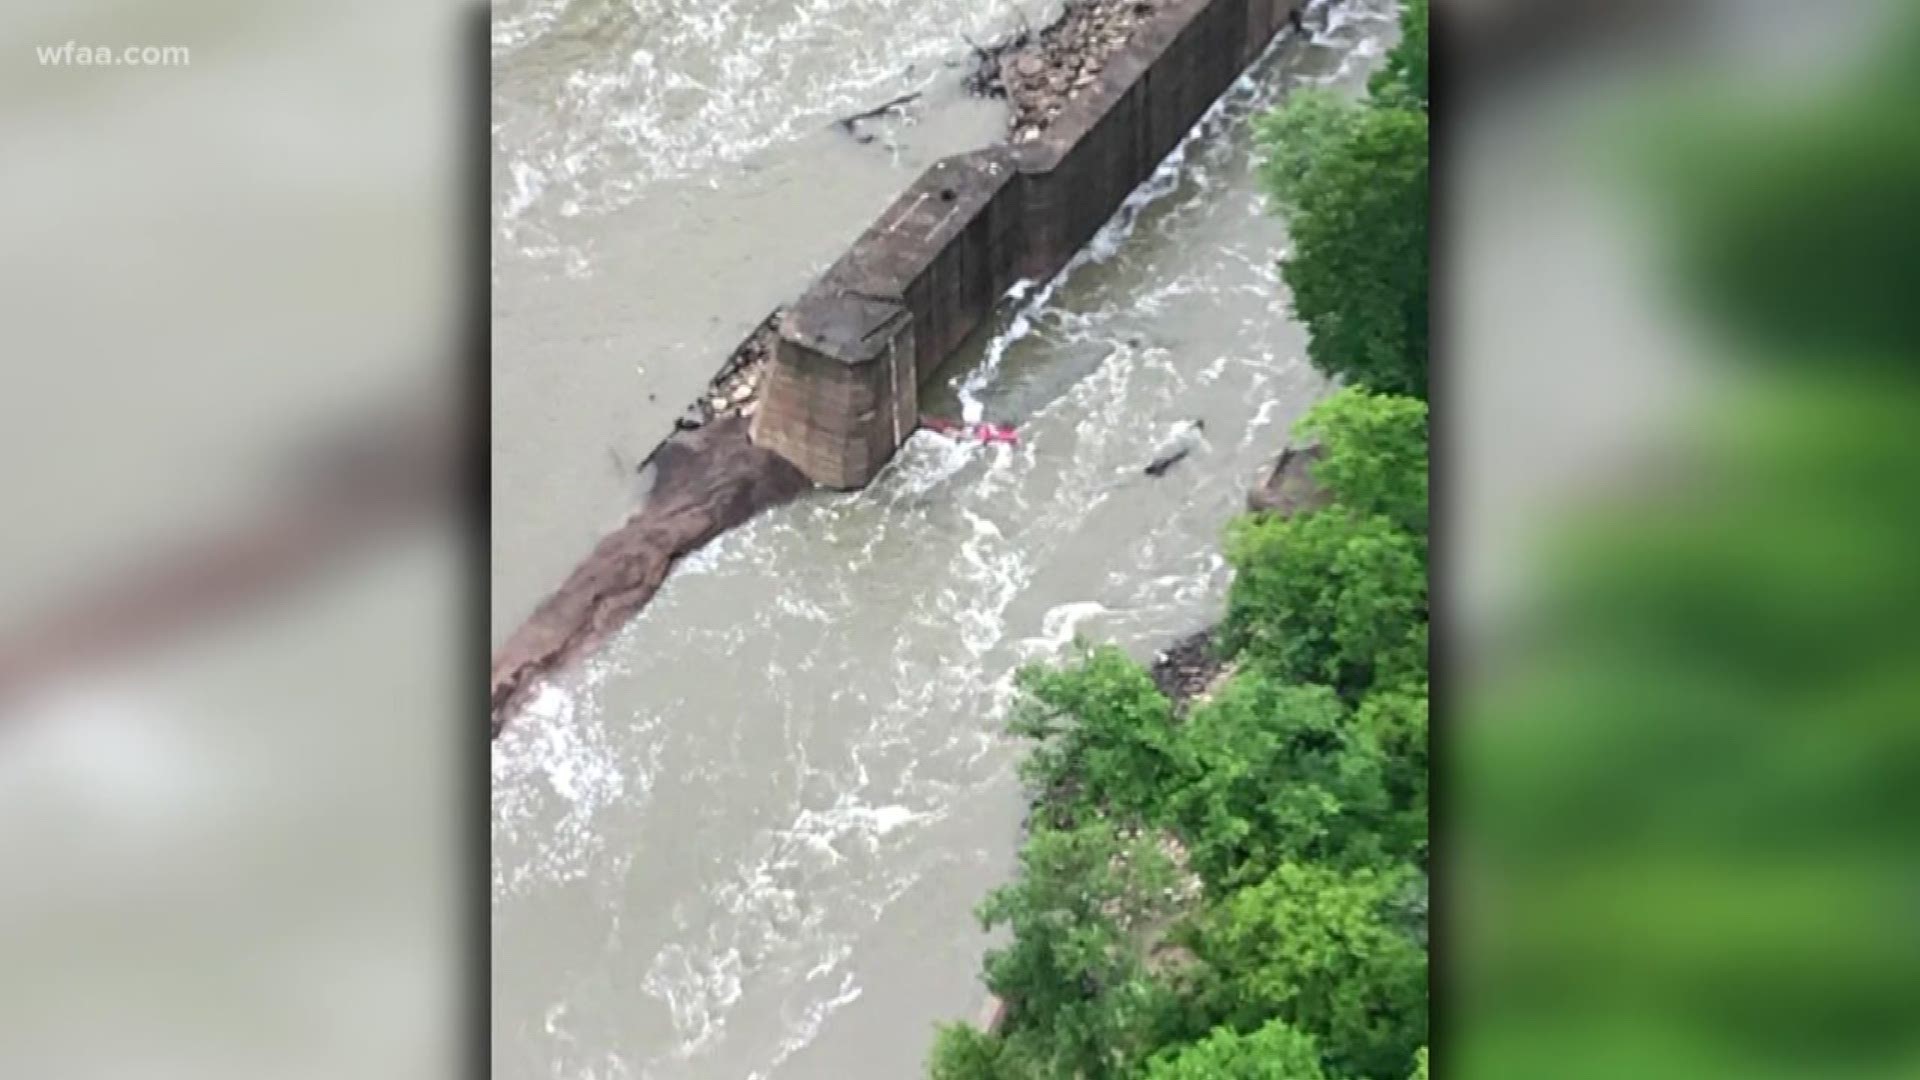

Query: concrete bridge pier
[750,289,918,492]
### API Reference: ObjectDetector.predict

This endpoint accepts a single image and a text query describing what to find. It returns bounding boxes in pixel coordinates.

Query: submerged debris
[833,90,923,144]
[1143,446,1192,477]
[1144,419,1206,477]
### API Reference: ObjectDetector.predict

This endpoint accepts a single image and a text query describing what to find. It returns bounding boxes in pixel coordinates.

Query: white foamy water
[492,3,1400,1077]
[492,0,1055,263]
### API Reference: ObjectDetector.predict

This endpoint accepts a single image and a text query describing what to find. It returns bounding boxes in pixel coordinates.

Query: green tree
[1354,683,1429,865]
[975,820,1184,1078]
[928,1023,1007,1080]
[1370,0,1428,110]
[1255,88,1364,211]
[1187,862,1427,1080]
[1141,1018,1336,1080]
[1295,388,1429,538]
[1010,645,1182,829]
[930,18,1436,1067]
[1279,105,1429,397]
[1171,678,1397,888]
[1221,509,1428,696]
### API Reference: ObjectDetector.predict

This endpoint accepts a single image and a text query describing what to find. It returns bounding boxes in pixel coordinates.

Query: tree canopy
[1140,1018,1337,1080]
[1171,680,1397,888]
[1259,0,1429,398]
[1187,862,1428,1080]
[1222,507,1428,696]
[968,819,1185,1079]
[1295,388,1429,539]
[1278,105,1428,398]
[1369,0,1428,110]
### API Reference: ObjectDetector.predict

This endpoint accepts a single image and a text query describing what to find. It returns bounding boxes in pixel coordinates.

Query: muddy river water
[491,2,1399,1076]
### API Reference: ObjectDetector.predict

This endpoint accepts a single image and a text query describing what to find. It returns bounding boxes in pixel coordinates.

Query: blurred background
[2,0,1914,1076]
[0,1,468,1077]
[1448,0,1920,1076]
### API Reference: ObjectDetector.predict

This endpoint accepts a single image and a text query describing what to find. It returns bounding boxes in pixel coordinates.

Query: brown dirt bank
[1145,440,1328,713]
[492,313,786,739]
[490,416,809,737]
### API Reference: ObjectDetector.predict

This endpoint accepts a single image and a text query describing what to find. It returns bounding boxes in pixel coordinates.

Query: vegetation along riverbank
[928,3,1428,1077]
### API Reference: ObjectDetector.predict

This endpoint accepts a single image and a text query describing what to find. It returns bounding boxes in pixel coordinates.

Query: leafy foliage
[1170,679,1397,888]
[929,1023,1009,1080]
[1279,104,1429,398]
[1222,508,1428,696]
[1221,387,1429,697]
[1296,388,1430,539]
[973,820,1184,1079]
[1369,0,1428,109]
[944,380,1433,1075]
[1011,645,1182,829]
[1140,1018,1336,1080]
[1255,88,1365,211]
[1353,683,1429,865]
[1187,863,1428,1080]
[942,384,1432,1077]
[1259,0,1429,398]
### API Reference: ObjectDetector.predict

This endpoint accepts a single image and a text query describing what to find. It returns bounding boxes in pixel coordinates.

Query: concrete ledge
[757,0,1306,488]
[754,300,916,492]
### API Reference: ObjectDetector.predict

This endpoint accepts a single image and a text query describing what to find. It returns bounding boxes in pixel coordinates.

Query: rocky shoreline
[1148,627,1231,711]
[673,308,780,435]
[1144,438,1329,714]
[967,0,1165,144]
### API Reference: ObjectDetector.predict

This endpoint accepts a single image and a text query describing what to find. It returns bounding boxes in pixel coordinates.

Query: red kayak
[922,415,1018,446]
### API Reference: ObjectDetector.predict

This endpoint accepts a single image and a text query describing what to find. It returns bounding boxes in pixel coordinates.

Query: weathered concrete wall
[754,0,1307,488]
[751,283,918,491]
